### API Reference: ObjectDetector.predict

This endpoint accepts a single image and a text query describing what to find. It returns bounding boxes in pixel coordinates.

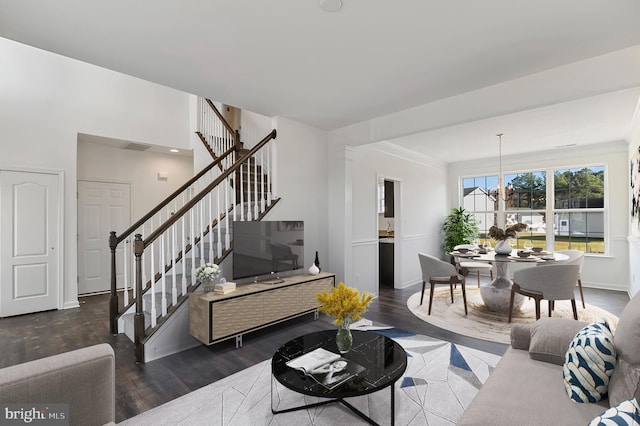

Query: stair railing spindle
[216,187,222,258]
[160,233,167,317]
[171,223,177,304]
[150,240,157,328]
[254,152,259,219]
[123,239,129,306]
[190,208,196,287]
[240,163,245,221]
[208,191,214,262]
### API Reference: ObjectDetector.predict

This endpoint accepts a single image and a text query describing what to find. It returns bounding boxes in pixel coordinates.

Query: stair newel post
[133,234,145,363]
[234,129,241,152]
[109,231,119,335]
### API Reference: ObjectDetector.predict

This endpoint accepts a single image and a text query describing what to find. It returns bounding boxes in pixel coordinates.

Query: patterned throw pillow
[563,321,617,403]
[588,398,640,425]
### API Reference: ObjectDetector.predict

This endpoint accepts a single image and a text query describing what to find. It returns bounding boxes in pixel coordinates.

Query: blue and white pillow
[588,398,640,426]
[563,320,617,403]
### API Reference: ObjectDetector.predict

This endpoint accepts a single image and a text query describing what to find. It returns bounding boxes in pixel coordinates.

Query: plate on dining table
[508,255,540,262]
[452,252,480,258]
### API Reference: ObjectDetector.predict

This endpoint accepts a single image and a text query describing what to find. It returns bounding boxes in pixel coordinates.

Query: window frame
[459,162,609,256]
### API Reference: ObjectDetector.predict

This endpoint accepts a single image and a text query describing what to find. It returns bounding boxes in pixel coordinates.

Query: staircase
[109,98,278,362]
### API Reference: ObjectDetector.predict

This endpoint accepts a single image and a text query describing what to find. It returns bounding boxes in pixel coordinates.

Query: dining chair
[453,244,493,287]
[508,264,580,322]
[418,252,467,315]
[555,249,586,308]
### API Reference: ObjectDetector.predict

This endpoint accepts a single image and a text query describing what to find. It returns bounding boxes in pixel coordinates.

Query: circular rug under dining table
[406,288,619,345]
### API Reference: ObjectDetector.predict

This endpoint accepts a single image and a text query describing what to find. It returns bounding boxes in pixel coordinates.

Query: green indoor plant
[441,207,479,254]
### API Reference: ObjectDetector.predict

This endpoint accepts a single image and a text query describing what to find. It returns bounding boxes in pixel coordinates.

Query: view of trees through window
[462,166,605,254]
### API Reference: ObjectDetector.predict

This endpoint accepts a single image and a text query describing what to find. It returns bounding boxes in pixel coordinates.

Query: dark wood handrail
[142,129,276,248]
[206,99,235,135]
[114,145,235,246]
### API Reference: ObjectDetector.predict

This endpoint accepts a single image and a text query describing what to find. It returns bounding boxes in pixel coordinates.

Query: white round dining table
[450,249,569,313]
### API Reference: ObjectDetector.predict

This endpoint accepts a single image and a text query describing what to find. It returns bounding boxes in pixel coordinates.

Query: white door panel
[0,170,59,317]
[78,181,130,294]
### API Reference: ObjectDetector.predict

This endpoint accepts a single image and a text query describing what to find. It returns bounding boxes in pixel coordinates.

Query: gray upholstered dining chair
[418,252,467,315]
[556,249,586,308]
[453,244,493,287]
[508,263,580,322]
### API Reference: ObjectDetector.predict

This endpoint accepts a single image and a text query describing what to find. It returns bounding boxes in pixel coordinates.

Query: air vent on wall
[123,142,151,151]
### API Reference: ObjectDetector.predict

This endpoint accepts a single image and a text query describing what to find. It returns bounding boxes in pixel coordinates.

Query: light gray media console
[189,272,335,347]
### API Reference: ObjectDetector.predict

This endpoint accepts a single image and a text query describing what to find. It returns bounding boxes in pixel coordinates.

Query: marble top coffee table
[271,329,407,425]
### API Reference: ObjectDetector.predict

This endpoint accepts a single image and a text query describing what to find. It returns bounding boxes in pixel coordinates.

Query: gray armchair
[453,244,493,287]
[418,252,467,315]
[508,263,580,322]
[556,249,586,308]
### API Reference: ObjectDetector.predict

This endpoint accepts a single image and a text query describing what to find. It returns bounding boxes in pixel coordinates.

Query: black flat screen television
[233,220,304,281]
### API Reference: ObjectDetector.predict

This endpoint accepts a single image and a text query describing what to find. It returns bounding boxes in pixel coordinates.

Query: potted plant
[441,207,479,254]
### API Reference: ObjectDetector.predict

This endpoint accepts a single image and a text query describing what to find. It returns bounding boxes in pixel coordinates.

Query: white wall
[235,116,330,274]
[629,120,640,297]
[449,142,630,292]
[0,37,192,309]
[77,140,194,222]
[350,144,448,296]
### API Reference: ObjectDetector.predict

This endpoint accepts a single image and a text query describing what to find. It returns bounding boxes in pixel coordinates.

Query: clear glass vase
[202,278,215,293]
[336,320,353,354]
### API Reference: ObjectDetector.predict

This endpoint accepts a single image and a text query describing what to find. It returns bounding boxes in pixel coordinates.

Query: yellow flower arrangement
[316,282,374,326]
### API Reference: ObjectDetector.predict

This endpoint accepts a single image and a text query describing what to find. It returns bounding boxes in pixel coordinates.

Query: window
[504,171,546,249]
[461,165,606,254]
[553,166,605,253]
[462,175,497,240]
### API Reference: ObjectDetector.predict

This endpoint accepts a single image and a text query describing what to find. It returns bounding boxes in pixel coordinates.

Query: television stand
[189,272,335,348]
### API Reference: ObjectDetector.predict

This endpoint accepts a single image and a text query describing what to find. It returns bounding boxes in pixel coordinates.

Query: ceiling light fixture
[496,133,512,203]
[319,0,342,12]
[170,149,179,153]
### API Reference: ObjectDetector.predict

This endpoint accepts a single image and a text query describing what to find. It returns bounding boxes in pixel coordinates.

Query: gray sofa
[458,291,640,426]
[0,343,116,426]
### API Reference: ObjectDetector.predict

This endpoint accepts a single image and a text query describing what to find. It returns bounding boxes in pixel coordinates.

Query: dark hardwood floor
[0,280,630,422]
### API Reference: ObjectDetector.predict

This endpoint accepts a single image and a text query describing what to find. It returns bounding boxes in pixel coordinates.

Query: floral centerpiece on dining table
[488,223,527,254]
[316,282,374,353]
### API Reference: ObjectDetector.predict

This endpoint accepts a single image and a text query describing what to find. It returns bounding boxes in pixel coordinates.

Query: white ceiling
[2,0,640,162]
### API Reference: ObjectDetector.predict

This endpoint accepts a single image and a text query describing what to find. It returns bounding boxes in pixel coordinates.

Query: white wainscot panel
[351,240,378,297]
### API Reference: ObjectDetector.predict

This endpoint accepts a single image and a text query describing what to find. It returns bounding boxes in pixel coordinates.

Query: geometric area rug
[121,319,501,426]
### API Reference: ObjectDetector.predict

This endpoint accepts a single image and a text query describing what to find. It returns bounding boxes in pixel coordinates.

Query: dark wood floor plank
[0,280,630,422]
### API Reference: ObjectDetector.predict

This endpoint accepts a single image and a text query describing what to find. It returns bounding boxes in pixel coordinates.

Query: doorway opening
[377,177,400,291]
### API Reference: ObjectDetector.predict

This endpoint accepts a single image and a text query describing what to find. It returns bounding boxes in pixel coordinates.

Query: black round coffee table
[271,329,407,425]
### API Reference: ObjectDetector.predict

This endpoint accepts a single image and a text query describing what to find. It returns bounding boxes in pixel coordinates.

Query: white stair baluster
[240,163,245,221]
[190,208,196,287]
[224,177,230,249]
[122,239,129,306]
[160,234,167,317]
[181,195,187,293]
[208,191,214,263]
[171,223,177,303]
[216,188,222,257]
[150,241,157,328]
[253,152,259,219]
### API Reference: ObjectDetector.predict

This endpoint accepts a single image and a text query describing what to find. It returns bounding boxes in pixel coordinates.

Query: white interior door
[0,170,60,317]
[78,181,131,295]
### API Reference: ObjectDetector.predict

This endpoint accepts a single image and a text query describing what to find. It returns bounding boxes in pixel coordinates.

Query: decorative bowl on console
[517,251,531,258]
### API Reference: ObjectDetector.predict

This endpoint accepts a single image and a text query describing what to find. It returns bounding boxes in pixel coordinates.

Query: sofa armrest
[527,317,588,365]
[0,343,115,426]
